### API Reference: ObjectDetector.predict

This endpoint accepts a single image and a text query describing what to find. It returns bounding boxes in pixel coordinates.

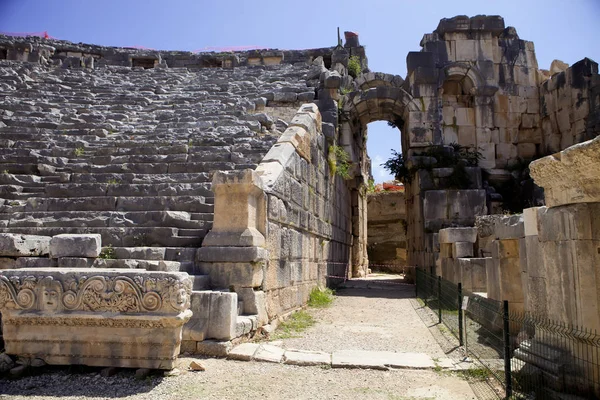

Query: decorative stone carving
[0,269,192,370]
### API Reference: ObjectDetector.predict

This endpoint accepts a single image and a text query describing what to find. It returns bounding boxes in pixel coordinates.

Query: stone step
[43,183,212,198]
[0,227,204,247]
[1,195,213,213]
[70,172,211,184]
[0,211,209,229]
[191,275,210,290]
[90,258,192,272]
[105,246,197,262]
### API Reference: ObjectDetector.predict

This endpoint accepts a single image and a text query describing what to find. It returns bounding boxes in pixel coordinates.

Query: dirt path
[278,278,447,357]
[0,276,478,400]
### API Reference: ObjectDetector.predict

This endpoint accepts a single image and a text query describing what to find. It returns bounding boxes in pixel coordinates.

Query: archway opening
[365,121,407,276]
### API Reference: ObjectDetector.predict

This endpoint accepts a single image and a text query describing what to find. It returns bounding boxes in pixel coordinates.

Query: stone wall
[539,58,600,154]
[197,104,353,325]
[523,135,600,329]
[366,191,407,270]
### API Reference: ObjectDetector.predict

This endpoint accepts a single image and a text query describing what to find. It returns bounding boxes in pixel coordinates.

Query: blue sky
[1,0,599,182]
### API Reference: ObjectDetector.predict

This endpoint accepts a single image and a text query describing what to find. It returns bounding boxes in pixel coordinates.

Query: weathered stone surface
[227,343,259,361]
[283,349,331,366]
[438,228,477,244]
[331,350,436,370]
[0,269,192,370]
[202,170,266,248]
[49,234,101,258]
[530,136,600,207]
[0,233,50,257]
[254,344,285,363]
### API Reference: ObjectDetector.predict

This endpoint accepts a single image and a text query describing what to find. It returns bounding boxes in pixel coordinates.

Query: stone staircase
[0,60,311,254]
[0,57,315,344]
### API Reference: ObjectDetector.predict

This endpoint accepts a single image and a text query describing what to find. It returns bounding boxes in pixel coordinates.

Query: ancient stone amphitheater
[0,15,598,384]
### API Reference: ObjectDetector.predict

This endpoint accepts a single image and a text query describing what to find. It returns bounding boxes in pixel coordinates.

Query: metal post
[438,276,442,324]
[457,283,464,346]
[415,268,418,299]
[503,300,513,398]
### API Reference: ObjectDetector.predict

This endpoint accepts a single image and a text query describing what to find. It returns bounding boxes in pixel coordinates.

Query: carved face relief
[36,277,63,313]
[169,287,189,311]
[42,288,59,311]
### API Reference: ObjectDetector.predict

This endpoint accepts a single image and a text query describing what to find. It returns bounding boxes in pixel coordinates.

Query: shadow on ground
[0,365,165,398]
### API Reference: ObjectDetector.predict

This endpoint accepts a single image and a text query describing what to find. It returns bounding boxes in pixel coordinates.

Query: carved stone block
[0,269,193,370]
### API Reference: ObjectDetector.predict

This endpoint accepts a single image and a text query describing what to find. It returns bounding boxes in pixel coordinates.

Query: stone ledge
[196,246,268,263]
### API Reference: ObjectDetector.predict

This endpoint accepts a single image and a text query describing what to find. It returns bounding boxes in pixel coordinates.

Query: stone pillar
[197,169,267,294]
[202,169,266,248]
[520,207,547,317]
[351,186,369,277]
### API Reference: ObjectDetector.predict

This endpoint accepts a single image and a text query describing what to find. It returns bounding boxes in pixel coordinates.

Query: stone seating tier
[0,59,315,261]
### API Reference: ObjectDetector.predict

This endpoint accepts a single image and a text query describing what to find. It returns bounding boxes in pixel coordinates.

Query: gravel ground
[0,357,476,400]
[279,282,447,357]
[0,277,479,399]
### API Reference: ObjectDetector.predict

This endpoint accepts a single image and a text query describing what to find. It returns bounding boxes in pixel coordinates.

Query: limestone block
[438,227,477,244]
[458,126,476,147]
[537,203,600,241]
[442,126,458,145]
[57,257,94,268]
[523,207,541,236]
[485,258,501,300]
[202,169,266,248]
[478,143,496,169]
[452,242,473,258]
[277,126,311,162]
[477,214,524,241]
[49,234,101,258]
[182,291,211,342]
[530,136,600,207]
[455,108,475,126]
[0,269,192,370]
[517,143,536,159]
[0,233,50,257]
[493,239,520,258]
[197,260,265,289]
[206,291,238,340]
[458,258,487,292]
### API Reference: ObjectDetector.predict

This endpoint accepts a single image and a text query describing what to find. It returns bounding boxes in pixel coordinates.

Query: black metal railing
[416,267,600,399]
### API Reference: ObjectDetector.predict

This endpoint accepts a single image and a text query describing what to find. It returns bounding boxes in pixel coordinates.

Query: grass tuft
[308,287,334,308]
[271,310,315,339]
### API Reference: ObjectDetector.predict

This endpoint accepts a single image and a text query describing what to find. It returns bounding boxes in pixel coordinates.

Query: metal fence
[416,267,600,399]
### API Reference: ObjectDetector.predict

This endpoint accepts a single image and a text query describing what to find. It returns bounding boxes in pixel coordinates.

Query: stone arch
[342,86,420,128]
[338,83,419,278]
[440,62,486,93]
[354,72,405,91]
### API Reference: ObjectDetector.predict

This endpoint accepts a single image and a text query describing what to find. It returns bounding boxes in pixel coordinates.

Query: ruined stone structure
[0,15,598,370]
[366,191,407,271]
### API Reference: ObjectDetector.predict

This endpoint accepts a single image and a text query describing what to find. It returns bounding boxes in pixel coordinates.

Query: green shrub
[308,287,334,308]
[74,147,85,157]
[328,145,352,179]
[347,55,361,78]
